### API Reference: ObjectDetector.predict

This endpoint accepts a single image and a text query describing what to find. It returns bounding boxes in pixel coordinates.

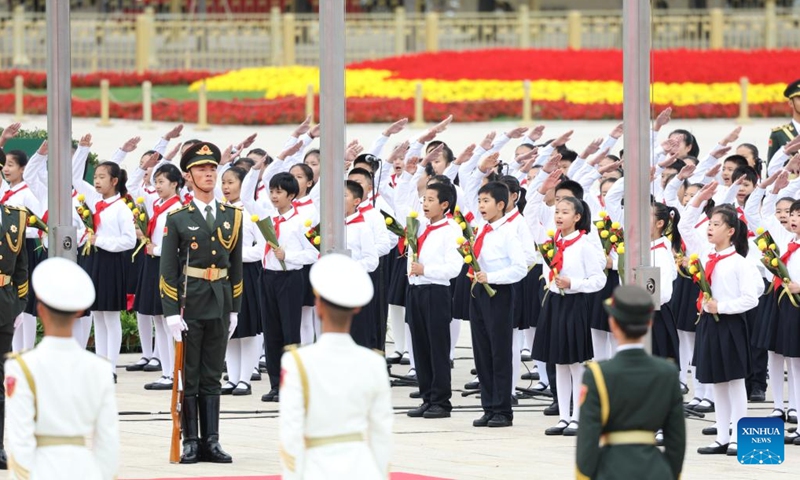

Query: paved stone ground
[3,114,799,479]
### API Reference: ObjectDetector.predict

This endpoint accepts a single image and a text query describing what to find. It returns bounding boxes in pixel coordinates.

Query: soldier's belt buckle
[204,267,220,281]
[0,274,10,287]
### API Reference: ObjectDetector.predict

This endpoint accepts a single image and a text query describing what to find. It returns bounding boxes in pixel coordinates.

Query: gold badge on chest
[9,225,16,234]
[223,221,231,230]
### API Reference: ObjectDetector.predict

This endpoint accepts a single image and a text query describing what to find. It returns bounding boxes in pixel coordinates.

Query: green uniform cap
[603,285,654,325]
[180,141,221,172]
[784,79,800,99]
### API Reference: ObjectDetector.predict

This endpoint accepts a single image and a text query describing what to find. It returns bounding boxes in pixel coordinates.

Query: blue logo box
[738,417,784,465]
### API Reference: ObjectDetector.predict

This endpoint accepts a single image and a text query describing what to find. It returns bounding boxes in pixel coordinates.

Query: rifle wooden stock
[169,338,185,464]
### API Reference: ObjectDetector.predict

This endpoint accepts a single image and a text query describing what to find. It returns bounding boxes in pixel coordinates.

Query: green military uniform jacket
[767,122,797,165]
[159,200,243,320]
[576,348,686,480]
[0,205,28,326]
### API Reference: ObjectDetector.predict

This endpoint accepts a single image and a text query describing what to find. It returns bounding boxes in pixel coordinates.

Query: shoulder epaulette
[169,205,190,215]
[773,124,791,132]
[371,348,385,357]
[3,205,26,213]
[226,203,242,210]
[283,343,300,352]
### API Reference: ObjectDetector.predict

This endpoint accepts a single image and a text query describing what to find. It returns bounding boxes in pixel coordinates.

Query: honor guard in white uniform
[279,253,393,479]
[4,257,120,480]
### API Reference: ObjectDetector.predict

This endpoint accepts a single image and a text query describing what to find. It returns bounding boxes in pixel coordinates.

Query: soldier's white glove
[13,314,23,329]
[166,315,188,342]
[228,313,238,339]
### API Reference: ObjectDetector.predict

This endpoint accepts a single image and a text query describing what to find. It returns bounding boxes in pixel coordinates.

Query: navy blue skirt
[775,294,800,358]
[84,248,127,312]
[753,287,779,352]
[532,292,593,365]
[652,303,680,365]
[672,274,701,332]
[301,263,315,307]
[127,248,143,295]
[693,312,750,384]
[451,263,472,321]
[133,254,162,316]
[387,249,408,307]
[516,265,543,330]
[23,238,43,315]
[231,261,263,339]
[589,269,619,331]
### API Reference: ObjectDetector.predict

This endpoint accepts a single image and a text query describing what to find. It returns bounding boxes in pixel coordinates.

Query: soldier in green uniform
[576,285,685,480]
[766,79,800,164]
[160,142,243,464]
[0,196,28,470]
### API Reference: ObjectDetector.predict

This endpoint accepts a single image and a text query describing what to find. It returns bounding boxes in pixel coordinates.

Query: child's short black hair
[665,159,686,173]
[732,165,757,185]
[723,155,748,170]
[554,179,584,200]
[345,179,364,202]
[477,181,510,213]
[556,146,578,163]
[269,172,300,197]
[348,167,374,187]
[426,182,456,214]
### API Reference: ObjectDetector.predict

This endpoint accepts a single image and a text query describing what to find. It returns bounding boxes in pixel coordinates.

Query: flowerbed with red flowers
[0,70,214,89]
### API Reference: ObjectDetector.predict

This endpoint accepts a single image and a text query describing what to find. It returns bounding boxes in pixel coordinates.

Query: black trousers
[184,317,229,396]
[469,284,514,420]
[263,269,305,389]
[407,284,452,410]
[746,301,768,395]
[547,362,558,401]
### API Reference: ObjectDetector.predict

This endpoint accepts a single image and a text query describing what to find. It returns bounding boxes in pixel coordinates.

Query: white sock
[677,330,694,384]
[153,315,173,377]
[240,335,262,385]
[73,315,92,349]
[93,312,108,360]
[728,378,747,444]
[789,359,797,412]
[406,323,415,371]
[226,338,242,385]
[555,364,572,423]
[511,330,521,396]
[103,311,122,372]
[591,329,611,361]
[523,327,535,352]
[712,382,732,444]
[537,361,549,385]
[12,313,36,352]
[769,351,785,410]
[313,314,322,341]
[790,358,800,415]
[449,319,461,361]
[137,313,154,359]
[300,306,315,345]
[569,363,585,422]
[389,304,406,354]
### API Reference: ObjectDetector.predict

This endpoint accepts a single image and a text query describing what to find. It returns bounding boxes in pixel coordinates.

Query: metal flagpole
[319,0,347,255]
[46,0,77,261]
[623,0,659,352]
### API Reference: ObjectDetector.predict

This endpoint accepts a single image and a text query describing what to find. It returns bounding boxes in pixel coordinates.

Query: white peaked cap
[32,257,96,312]
[309,253,374,308]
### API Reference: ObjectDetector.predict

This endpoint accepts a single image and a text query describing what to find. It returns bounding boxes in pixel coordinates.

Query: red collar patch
[5,376,16,398]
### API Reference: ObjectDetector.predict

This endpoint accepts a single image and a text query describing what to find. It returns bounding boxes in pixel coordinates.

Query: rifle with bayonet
[169,248,190,463]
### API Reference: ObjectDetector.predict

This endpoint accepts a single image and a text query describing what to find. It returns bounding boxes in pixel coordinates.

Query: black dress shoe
[785,433,799,444]
[697,441,728,454]
[511,395,519,406]
[679,382,689,395]
[409,390,421,399]
[261,387,279,402]
[180,440,200,464]
[749,388,766,403]
[694,400,715,413]
[521,349,532,362]
[386,351,403,365]
[543,401,560,416]
[250,370,262,382]
[545,420,569,435]
[521,371,540,381]
[232,382,252,396]
[201,441,233,463]
[220,381,236,395]
[488,414,513,427]
[399,352,411,365]
[726,442,738,456]
[407,403,431,418]
[769,409,787,422]
[562,421,579,436]
[145,377,174,391]
[789,409,798,424]
[702,426,717,436]
[464,381,480,390]
[793,435,800,445]
[126,357,149,372]
[143,358,162,372]
[473,413,492,427]
[423,405,451,419]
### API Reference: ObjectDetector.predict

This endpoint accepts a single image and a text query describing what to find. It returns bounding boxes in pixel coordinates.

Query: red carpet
[127,474,450,480]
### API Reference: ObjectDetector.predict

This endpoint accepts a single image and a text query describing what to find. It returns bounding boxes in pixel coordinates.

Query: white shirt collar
[192,197,215,213]
[616,343,645,353]
[560,229,581,241]
[713,245,737,256]
[345,211,361,223]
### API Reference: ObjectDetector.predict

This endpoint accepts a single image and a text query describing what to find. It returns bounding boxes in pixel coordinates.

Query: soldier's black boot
[180,396,200,464]
[0,400,7,470]
[199,395,232,463]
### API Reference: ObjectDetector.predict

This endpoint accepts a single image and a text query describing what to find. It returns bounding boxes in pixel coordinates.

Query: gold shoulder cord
[8,353,37,421]
[287,347,310,417]
[5,210,26,255]
[586,362,609,427]
[783,125,797,142]
[217,208,241,252]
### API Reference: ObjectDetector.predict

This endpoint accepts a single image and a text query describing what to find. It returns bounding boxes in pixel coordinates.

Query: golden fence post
[394,7,406,56]
[98,79,112,127]
[145,7,158,70]
[765,0,777,49]
[12,5,30,66]
[567,10,581,50]
[283,13,296,66]
[412,82,425,128]
[519,5,530,49]
[14,75,25,122]
[709,8,724,50]
[142,81,154,129]
[737,77,751,125]
[197,82,210,131]
[425,12,439,53]
[270,7,282,66]
[135,11,149,74]
[305,84,315,122]
[522,80,532,122]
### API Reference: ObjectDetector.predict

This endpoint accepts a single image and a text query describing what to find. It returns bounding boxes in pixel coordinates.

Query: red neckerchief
[550,230,585,281]
[696,250,736,311]
[0,184,28,204]
[183,193,194,205]
[736,207,755,238]
[346,213,365,226]
[264,210,295,257]
[147,195,181,238]
[417,220,448,256]
[293,197,313,208]
[598,194,605,207]
[390,174,397,188]
[651,242,667,251]
[358,203,374,214]
[468,223,494,277]
[256,184,266,200]
[776,241,800,289]
[465,211,475,224]
[72,189,77,198]
[695,216,709,229]
[93,196,122,232]
[144,187,156,194]
[506,209,521,223]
